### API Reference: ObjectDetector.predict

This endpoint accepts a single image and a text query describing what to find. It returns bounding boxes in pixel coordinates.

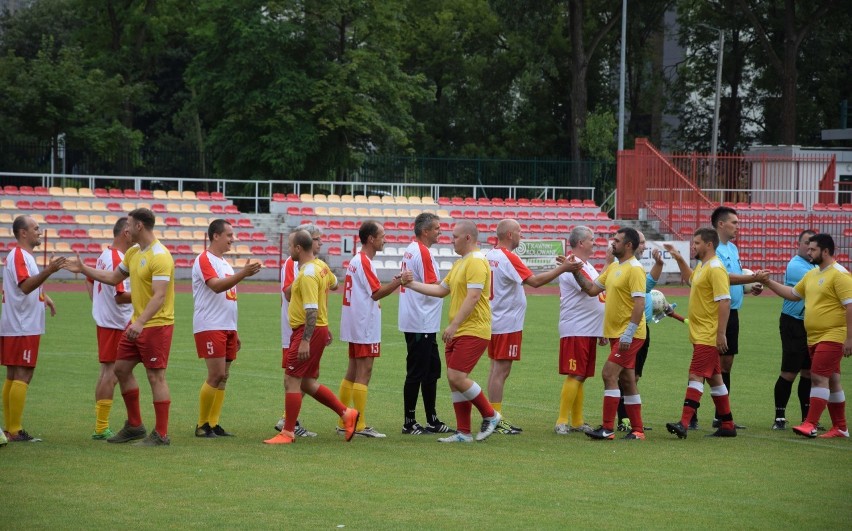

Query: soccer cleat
[666,421,688,439]
[425,420,455,434]
[507,421,523,432]
[792,422,818,438]
[554,423,570,435]
[706,427,737,438]
[402,422,431,435]
[355,426,387,438]
[475,411,502,441]
[0,430,7,447]
[294,422,317,437]
[585,426,615,440]
[264,430,295,445]
[714,418,746,429]
[438,432,473,443]
[688,417,699,430]
[818,427,850,438]
[616,419,630,432]
[816,422,827,432]
[495,419,521,435]
[341,408,359,442]
[623,430,645,440]
[107,421,147,444]
[195,423,217,438]
[772,418,787,430]
[135,430,170,446]
[91,428,115,440]
[8,429,42,442]
[211,425,234,437]
[570,423,595,435]
[274,416,286,432]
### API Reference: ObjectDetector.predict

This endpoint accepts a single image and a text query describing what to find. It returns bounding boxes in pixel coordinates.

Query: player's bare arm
[299,308,318,361]
[126,279,168,341]
[572,268,604,297]
[442,288,481,344]
[44,294,57,317]
[400,272,450,298]
[65,254,129,286]
[620,295,645,352]
[371,275,404,301]
[662,243,692,284]
[756,272,800,301]
[844,303,852,358]
[18,255,66,295]
[524,259,575,288]
[205,259,263,293]
[716,298,731,354]
[115,292,132,304]
[649,249,664,282]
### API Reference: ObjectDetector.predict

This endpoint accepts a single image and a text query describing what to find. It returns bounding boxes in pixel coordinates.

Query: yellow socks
[337,379,355,428]
[209,388,226,427]
[352,383,368,431]
[198,382,217,426]
[2,379,11,431]
[490,401,503,413]
[95,399,113,433]
[7,380,28,434]
[557,378,580,425]
[572,382,585,427]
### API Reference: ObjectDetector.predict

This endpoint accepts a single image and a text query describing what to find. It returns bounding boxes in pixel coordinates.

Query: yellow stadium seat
[55,242,72,252]
[180,204,195,213]
[62,201,77,210]
[341,194,354,202]
[355,208,370,217]
[90,201,107,212]
[90,215,105,225]
[88,229,103,239]
[163,230,179,240]
[181,190,197,200]
[75,214,91,225]
[233,258,249,268]
[420,196,435,205]
[136,202,151,210]
[1,200,16,209]
[43,241,55,252]
[178,230,193,240]
[341,207,356,216]
[396,208,409,218]
[315,206,329,216]
[300,193,313,202]
[327,207,342,216]
[30,214,45,224]
[166,203,181,213]
[194,217,209,227]
[381,195,395,204]
[407,196,422,204]
[75,201,91,211]
[121,202,136,212]
[235,245,251,255]
[194,203,210,214]
[369,208,383,217]
[368,196,382,204]
[0,227,11,237]
[78,188,95,198]
[63,187,79,197]
[191,244,205,254]
[104,215,118,225]
[192,230,206,240]
[313,194,328,202]
[436,209,450,218]
[167,190,182,200]
[382,208,396,217]
[327,194,341,202]
[394,196,409,204]
[48,187,64,197]
[152,190,167,200]
[179,217,194,227]
[353,196,369,204]
[0,213,13,223]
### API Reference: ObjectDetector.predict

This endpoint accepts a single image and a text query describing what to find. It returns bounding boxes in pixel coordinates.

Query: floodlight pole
[701,25,725,159]
[617,0,627,152]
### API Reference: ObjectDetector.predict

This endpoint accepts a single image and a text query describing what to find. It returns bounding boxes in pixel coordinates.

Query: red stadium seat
[327,247,342,255]
[286,207,300,216]
[211,192,225,201]
[3,185,19,195]
[196,191,211,201]
[151,203,166,213]
[224,205,240,214]
[87,243,103,253]
[264,259,279,268]
[237,218,253,228]
[165,217,180,226]
[34,187,49,196]
[45,214,60,224]
[19,185,34,194]
[59,215,75,224]
[265,245,280,255]
[272,193,285,202]
[124,190,140,199]
[138,190,154,199]
[175,258,191,268]
[300,207,314,216]
[16,200,31,209]
[46,201,62,210]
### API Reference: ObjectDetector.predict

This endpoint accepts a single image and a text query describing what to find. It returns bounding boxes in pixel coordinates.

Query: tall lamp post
[699,24,724,159]
[617,0,627,152]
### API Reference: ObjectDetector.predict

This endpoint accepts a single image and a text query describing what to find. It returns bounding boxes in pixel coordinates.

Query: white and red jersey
[91,247,132,330]
[0,247,45,336]
[485,247,533,334]
[192,250,237,333]
[398,240,443,333]
[340,251,382,344]
[558,259,605,338]
[280,257,298,347]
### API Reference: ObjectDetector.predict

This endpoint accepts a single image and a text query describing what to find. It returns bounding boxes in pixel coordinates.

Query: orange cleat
[341,408,359,442]
[263,430,295,445]
[817,427,849,438]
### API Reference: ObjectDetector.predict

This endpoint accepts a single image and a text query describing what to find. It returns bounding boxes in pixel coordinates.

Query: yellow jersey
[119,240,175,327]
[289,258,338,329]
[688,256,731,346]
[595,258,647,339]
[793,262,852,345]
[441,250,491,340]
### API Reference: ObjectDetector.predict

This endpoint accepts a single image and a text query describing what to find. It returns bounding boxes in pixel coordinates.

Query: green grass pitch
[3,288,851,529]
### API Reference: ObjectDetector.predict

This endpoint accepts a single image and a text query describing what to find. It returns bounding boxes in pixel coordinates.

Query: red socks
[153,400,170,437]
[122,388,142,427]
[283,393,303,433]
[311,385,347,416]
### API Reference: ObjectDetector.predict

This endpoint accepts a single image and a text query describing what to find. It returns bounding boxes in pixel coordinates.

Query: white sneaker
[438,432,473,443]
[0,430,7,447]
[475,411,502,441]
[274,417,285,431]
[554,423,570,435]
[355,426,387,438]
[570,423,595,435]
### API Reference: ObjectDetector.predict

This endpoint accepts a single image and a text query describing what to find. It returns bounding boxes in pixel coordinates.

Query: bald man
[484,219,573,434]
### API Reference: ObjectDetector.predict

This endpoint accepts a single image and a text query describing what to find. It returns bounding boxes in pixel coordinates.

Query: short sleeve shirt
[716,241,743,310]
[192,250,237,333]
[782,255,814,320]
[340,252,382,344]
[119,240,175,327]
[688,257,731,346]
[441,250,491,340]
[280,258,298,347]
[91,247,132,330]
[793,263,852,345]
[398,241,443,333]
[0,247,45,336]
[289,258,338,329]
[485,247,533,334]
[558,260,605,338]
[595,258,647,339]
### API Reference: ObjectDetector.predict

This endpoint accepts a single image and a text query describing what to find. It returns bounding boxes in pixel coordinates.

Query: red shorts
[488,331,522,361]
[348,342,381,358]
[607,337,646,370]
[0,335,41,368]
[116,324,174,370]
[97,326,125,363]
[809,341,843,378]
[194,330,239,361]
[445,336,489,374]
[283,326,330,378]
[689,344,722,379]
[559,336,597,377]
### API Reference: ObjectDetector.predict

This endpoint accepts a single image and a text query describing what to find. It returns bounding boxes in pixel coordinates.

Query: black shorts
[634,324,651,377]
[779,313,810,373]
[404,332,441,384]
[723,309,739,356]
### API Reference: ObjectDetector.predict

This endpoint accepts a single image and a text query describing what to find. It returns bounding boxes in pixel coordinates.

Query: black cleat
[211,424,234,437]
[666,421,688,439]
[706,427,737,437]
[195,422,217,438]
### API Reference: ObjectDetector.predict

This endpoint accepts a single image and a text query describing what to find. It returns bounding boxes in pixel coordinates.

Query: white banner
[640,240,690,274]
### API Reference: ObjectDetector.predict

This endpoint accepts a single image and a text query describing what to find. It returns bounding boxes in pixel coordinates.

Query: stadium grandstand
[1,139,850,281]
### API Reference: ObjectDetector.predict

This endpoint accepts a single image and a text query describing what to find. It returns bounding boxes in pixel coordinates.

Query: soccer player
[708,206,761,428]
[398,212,453,435]
[485,219,573,434]
[755,233,852,439]
[338,220,403,438]
[771,230,816,430]
[571,227,647,441]
[192,219,262,438]
[66,208,176,446]
[1,215,65,442]
[400,220,501,443]
[85,217,133,440]
[665,228,738,439]
[264,230,358,445]
[274,223,325,437]
[553,226,604,436]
